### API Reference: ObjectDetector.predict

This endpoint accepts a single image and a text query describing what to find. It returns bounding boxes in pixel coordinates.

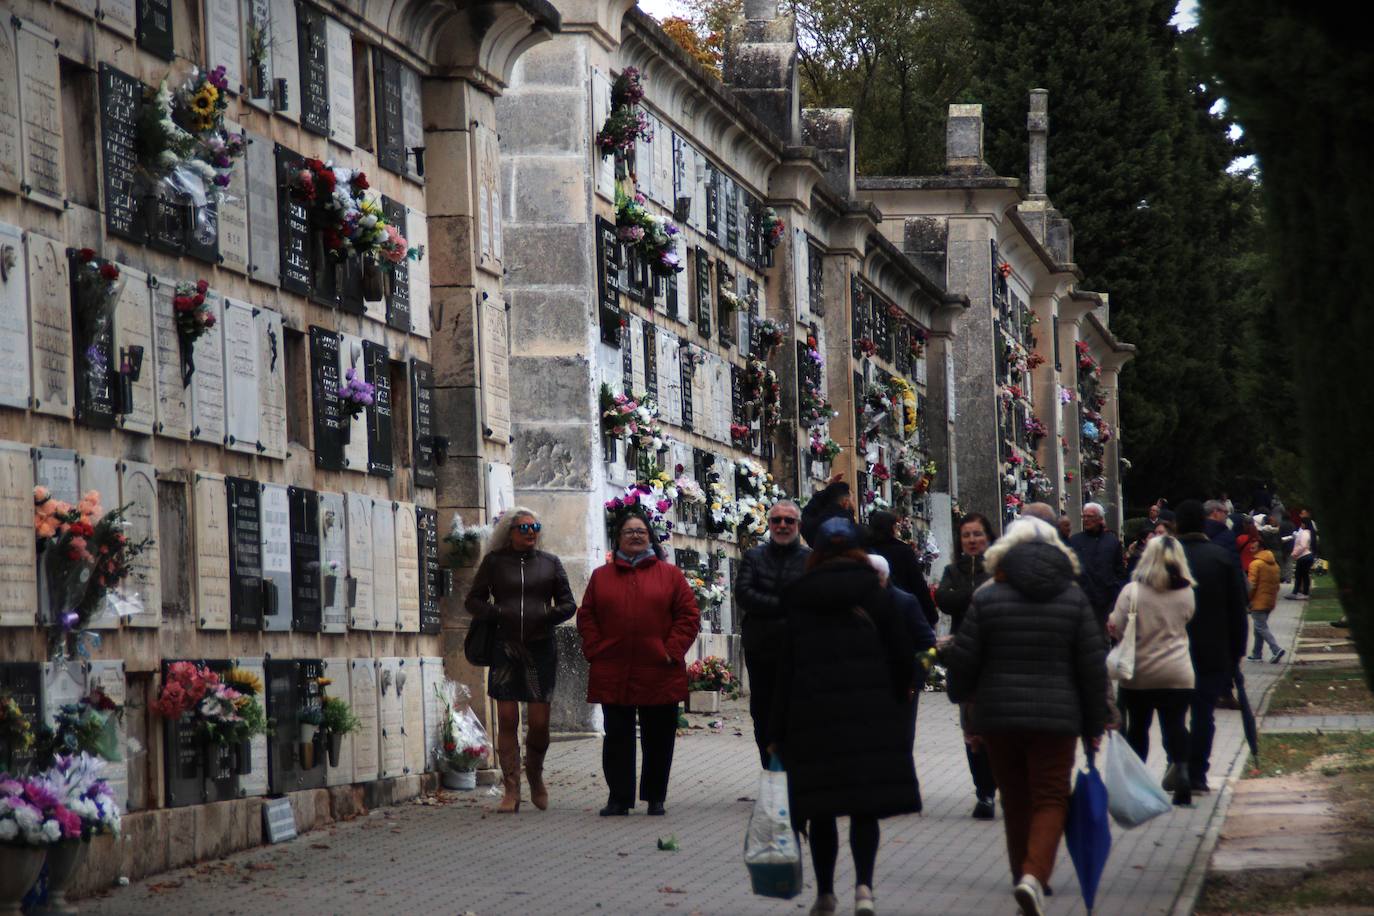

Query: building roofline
[856,175,1023,193]
[1004,207,1082,281]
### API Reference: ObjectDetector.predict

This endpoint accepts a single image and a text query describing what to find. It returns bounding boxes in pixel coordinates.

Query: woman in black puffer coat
[771,518,917,916]
[943,517,1107,916]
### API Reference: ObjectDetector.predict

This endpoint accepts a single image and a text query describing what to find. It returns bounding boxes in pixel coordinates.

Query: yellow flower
[224,668,263,696]
[189,88,217,119]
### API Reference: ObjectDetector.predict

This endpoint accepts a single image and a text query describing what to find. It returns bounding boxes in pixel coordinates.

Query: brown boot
[525,743,549,811]
[496,731,520,813]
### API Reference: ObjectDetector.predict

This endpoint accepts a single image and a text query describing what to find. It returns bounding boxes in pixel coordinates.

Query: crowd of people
[460,481,1318,916]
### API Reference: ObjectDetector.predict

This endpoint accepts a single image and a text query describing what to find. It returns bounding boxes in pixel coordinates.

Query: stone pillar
[1028,291,1061,508]
[724,0,800,144]
[1057,294,1098,528]
[946,104,990,175]
[1027,89,1048,199]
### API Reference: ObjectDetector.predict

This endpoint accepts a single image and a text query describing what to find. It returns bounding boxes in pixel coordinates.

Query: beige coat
[1108,582,1196,690]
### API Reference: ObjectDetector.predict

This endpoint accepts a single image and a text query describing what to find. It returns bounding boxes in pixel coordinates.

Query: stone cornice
[1058,289,1100,326]
[857,175,1023,194]
[1004,206,1081,282]
[552,0,637,51]
[1085,311,1136,369]
[767,147,825,211]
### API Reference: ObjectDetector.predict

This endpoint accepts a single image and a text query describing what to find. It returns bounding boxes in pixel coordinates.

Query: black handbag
[464,615,497,666]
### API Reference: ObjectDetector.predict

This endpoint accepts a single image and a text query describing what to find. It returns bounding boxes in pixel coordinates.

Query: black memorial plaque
[381,198,410,331]
[873,293,891,358]
[265,660,299,794]
[694,249,711,339]
[227,476,264,632]
[0,663,41,775]
[288,487,322,632]
[716,260,735,347]
[895,322,911,375]
[704,164,718,241]
[747,279,760,356]
[410,359,436,489]
[679,341,694,432]
[621,323,633,394]
[418,508,442,634]
[309,327,345,471]
[624,245,645,303]
[202,659,238,802]
[724,176,738,253]
[136,0,174,61]
[851,275,866,359]
[373,49,407,174]
[162,658,238,806]
[99,65,146,243]
[746,199,761,268]
[731,364,744,428]
[596,217,622,346]
[666,271,679,321]
[69,252,117,430]
[297,2,330,136]
[276,145,313,296]
[364,341,393,477]
[644,322,658,401]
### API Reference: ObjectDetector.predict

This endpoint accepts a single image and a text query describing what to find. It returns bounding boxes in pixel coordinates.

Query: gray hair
[770,499,801,516]
[1203,500,1227,516]
[866,553,890,585]
[985,517,1081,577]
[490,506,539,550]
[1082,502,1105,518]
[1021,502,1057,524]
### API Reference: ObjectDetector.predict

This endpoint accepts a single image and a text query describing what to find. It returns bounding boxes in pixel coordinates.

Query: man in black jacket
[735,499,811,766]
[800,474,855,548]
[1176,500,1250,792]
[1068,502,1126,627]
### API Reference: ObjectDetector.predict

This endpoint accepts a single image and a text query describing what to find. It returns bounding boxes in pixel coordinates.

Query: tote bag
[1106,587,1137,681]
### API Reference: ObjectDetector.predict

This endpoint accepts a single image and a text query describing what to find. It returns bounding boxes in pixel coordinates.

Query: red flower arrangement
[730,422,752,445]
[998,262,1012,279]
[857,337,878,358]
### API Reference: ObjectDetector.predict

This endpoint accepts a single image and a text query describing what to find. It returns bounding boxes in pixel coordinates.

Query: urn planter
[686,690,720,714]
[43,839,88,915]
[0,845,46,915]
[327,731,342,768]
[441,769,477,790]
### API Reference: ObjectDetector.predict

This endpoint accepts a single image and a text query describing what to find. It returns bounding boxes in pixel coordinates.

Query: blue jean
[1188,671,1233,783]
[1250,611,1281,657]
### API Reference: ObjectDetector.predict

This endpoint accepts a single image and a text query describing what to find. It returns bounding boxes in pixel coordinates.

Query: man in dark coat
[1068,501,1126,627]
[800,473,855,548]
[1204,500,1240,558]
[734,499,810,766]
[1175,500,1250,792]
[866,509,938,627]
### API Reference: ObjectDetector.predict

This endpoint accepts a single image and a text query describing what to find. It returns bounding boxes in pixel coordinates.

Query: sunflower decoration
[223,668,264,697]
[189,84,218,130]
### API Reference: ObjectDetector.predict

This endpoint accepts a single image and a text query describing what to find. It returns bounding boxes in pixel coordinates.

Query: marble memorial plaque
[322,657,353,786]
[244,0,272,104]
[119,460,160,628]
[364,340,393,477]
[325,17,355,148]
[350,659,378,783]
[345,493,373,629]
[657,332,680,426]
[223,299,260,453]
[0,20,20,194]
[629,315,646,394]
[419,656,444,773]
[26,233,73,417]
[309,327,343,470]
[217,120,249,274]
[232,656,269,797]
[259,483,292,632]
[86,660,130,810]
[33,447,79,504]
[296,2,329,135]
[190,290,226,444]
[409,359,436,490]
[690,355,710,441]
[0,442,38,627]
[478,184,490,263]
[98,65,145,243]
[275,144,310,295]
[339,333,368,472]
[151,278,190,439]
[227,475,264,631]
[475,125,501,271]
[394,502,419,633]
[16,20,65,209]
[0,223,31,409]
[79,455,122,629]
[479,297,510,443]
[245,130,279,285]
[113,264,154,434]
[318,493,347,633]
[288,486,321,632]
[635,117,654,203]
[194,473,231,630]
[401,67,423,182]
[136,0,173,60]
[205,1,243,94]
[372,49,405,174]
[256,308,287,459]
[372,500,397,632]
[376,658,404,778]
[400,658,424,774]
[42,660,86,726]
[100,0,138,37]
[592,70,614,201]
[407,209,430,338]
[417,508,441,635]
[71,253,117,430]
[486,463,514,520]
[269,0,299,121]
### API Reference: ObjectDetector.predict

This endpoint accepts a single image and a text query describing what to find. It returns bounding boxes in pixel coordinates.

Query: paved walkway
[1261,713,1374,733]
[85,604,1303,916]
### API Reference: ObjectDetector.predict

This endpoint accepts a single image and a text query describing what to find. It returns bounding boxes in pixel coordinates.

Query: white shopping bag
[744,755,803,899]
[1102,731,1172,828]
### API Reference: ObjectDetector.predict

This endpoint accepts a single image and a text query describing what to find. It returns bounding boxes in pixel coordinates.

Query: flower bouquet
[289,159,421,273]
[686,656,738,713]
[809,433,841,464]
[34,689,122,766]
[615,187,683,275]
[0,774,81,846]
[684,564,727,614]
[857,337,879,359]
[718,287,743,315]
[753,318,785,353]
[596,67,652,159]
[172,277,214,384]
[154,663,267,759]
[71,249,123,383]
[887,375,919,439]
[606,475,679,543]
[600,385,670,452]
[444,512,492,567]
[320,696,360,768]
[434,681,489,789]
[760,207,785,250]
[337,367,375,420]
[1,692,35,767]
[730,422,752,447]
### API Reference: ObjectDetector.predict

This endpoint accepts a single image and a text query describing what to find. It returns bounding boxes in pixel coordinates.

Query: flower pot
[361,259,387,301]
[441,769,477,790]
[299,739,316,771]
[323,575,338,607]
[327,731,342,767]
[43,839,88,915]
[0,845,46,915]
[686,690,720,714]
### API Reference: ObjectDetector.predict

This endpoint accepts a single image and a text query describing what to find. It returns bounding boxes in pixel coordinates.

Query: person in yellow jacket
[1246,548,1286,663]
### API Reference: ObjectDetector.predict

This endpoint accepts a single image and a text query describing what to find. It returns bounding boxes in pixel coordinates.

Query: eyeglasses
[516,523,542,533]
[768,516,798,525]
[621,528,650,538]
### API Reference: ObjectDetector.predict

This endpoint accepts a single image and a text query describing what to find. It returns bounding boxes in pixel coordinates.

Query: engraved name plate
[245,130,279,285]
[193,472,231,629]
[16,20,65,209]
[371,500,397,632]
[113,264,154,434]
[417,508,441,635]
[288,486,321,632]
[259,482,292,632]
[227,475,264,631]
[151,277,190,439]
[376,657,403,778]
[98,65,145,243]
[0,441,37,627]
[256,307,287,459]
[318,493,347,633]
[345,493,373,629]
[0,223,31,409]
[26,234,72,417]
[394,502,419,633]
[119,460,160,628]
[349,658,378,782]
[190,290,226,444]
[223,299,260,453]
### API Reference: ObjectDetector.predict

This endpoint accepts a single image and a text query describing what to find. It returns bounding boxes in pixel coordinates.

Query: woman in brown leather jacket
[464,507,576,812]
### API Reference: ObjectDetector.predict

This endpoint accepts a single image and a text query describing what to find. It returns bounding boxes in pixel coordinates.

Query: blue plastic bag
[744,755,803,899]
[1064,756,1112,911]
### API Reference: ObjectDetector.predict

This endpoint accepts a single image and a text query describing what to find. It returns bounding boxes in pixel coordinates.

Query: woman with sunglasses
[465,508,577,813]
[577,510,700,816]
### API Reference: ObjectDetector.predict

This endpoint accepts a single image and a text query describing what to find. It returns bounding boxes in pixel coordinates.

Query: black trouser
[966,742,998,799]
[1188,671,1232,782]
[1119,687,1191,765]
[1293,555,1314,595]
[745,652,778,768]
[601,704,678,806]
[809,815,880,895]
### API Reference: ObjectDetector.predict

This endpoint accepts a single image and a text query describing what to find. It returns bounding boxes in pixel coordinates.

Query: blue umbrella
[1064,755,1112,912]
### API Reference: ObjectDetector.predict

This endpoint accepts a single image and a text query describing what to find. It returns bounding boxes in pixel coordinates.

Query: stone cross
[1028,89,1049,198]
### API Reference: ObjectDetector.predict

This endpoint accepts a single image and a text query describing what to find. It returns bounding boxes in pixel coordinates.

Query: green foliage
[1202,0,1374,691]
[320,696,360,736]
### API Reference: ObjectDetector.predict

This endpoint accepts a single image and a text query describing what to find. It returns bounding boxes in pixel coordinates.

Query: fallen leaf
[658,886,687,895]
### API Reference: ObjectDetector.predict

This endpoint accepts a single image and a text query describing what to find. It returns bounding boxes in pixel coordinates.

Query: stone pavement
[1260,713,1374,733]
[84,604,1303,916]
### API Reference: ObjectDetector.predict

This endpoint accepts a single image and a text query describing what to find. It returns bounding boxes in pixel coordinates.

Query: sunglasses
[768,516,798,525]
[516,523,542,533]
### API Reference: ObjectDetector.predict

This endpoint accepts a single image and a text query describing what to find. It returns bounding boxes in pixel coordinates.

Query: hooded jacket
[1247,548,1281,611]
[944,541,1108,737]
[464,547,577,643]
[735,539,811,662]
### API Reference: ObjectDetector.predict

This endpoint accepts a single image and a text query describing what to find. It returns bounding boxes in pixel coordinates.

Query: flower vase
[337,415,352,445]
[327,731,342,767]
[0,845,46,915]
[300,724,318,769]
[42,839,88,916]
[687,690,720,714]
[361,259,387,301]
[323,575,338,607]
[235,739,253,775]
[441,768,476,790]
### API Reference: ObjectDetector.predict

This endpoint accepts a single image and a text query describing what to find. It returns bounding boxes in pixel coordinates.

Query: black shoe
[646,801,666,816]
[1189,780,1211,794]
[1162,763,1179,793]
[1246,655,1262,662]
[972,797,995,820]
[1333,618,1350,628]
[599,801,630,816]
[1271,649,1287,664]
[1173,763,1192,806]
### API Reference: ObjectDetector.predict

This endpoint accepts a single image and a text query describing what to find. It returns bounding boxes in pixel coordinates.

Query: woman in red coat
[578,511,700,816]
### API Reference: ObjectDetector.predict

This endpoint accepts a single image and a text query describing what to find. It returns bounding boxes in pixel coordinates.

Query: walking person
[867,553,937,747]
[463,508,578,812]
[800,472,856,548]
[1287,517,1316,600]
[866,510,937,627]
[1069,502,1127,628]
[934,512,999,819]
[735,499,810,766]
[1247,541,1285,662]
[1175,500,1249,793]
[771,518,918,916]
[1107,535,1196,806]
[942,517,1108,916]
[577,512,700,816]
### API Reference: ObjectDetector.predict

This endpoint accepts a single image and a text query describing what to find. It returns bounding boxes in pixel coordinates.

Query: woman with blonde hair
[1107,535,1196,806]
[465,507,577,812]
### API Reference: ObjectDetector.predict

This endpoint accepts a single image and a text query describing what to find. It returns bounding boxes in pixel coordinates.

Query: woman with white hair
[464,508,577,813]
[1107,535,1196,806]
[942,517,1108,916]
